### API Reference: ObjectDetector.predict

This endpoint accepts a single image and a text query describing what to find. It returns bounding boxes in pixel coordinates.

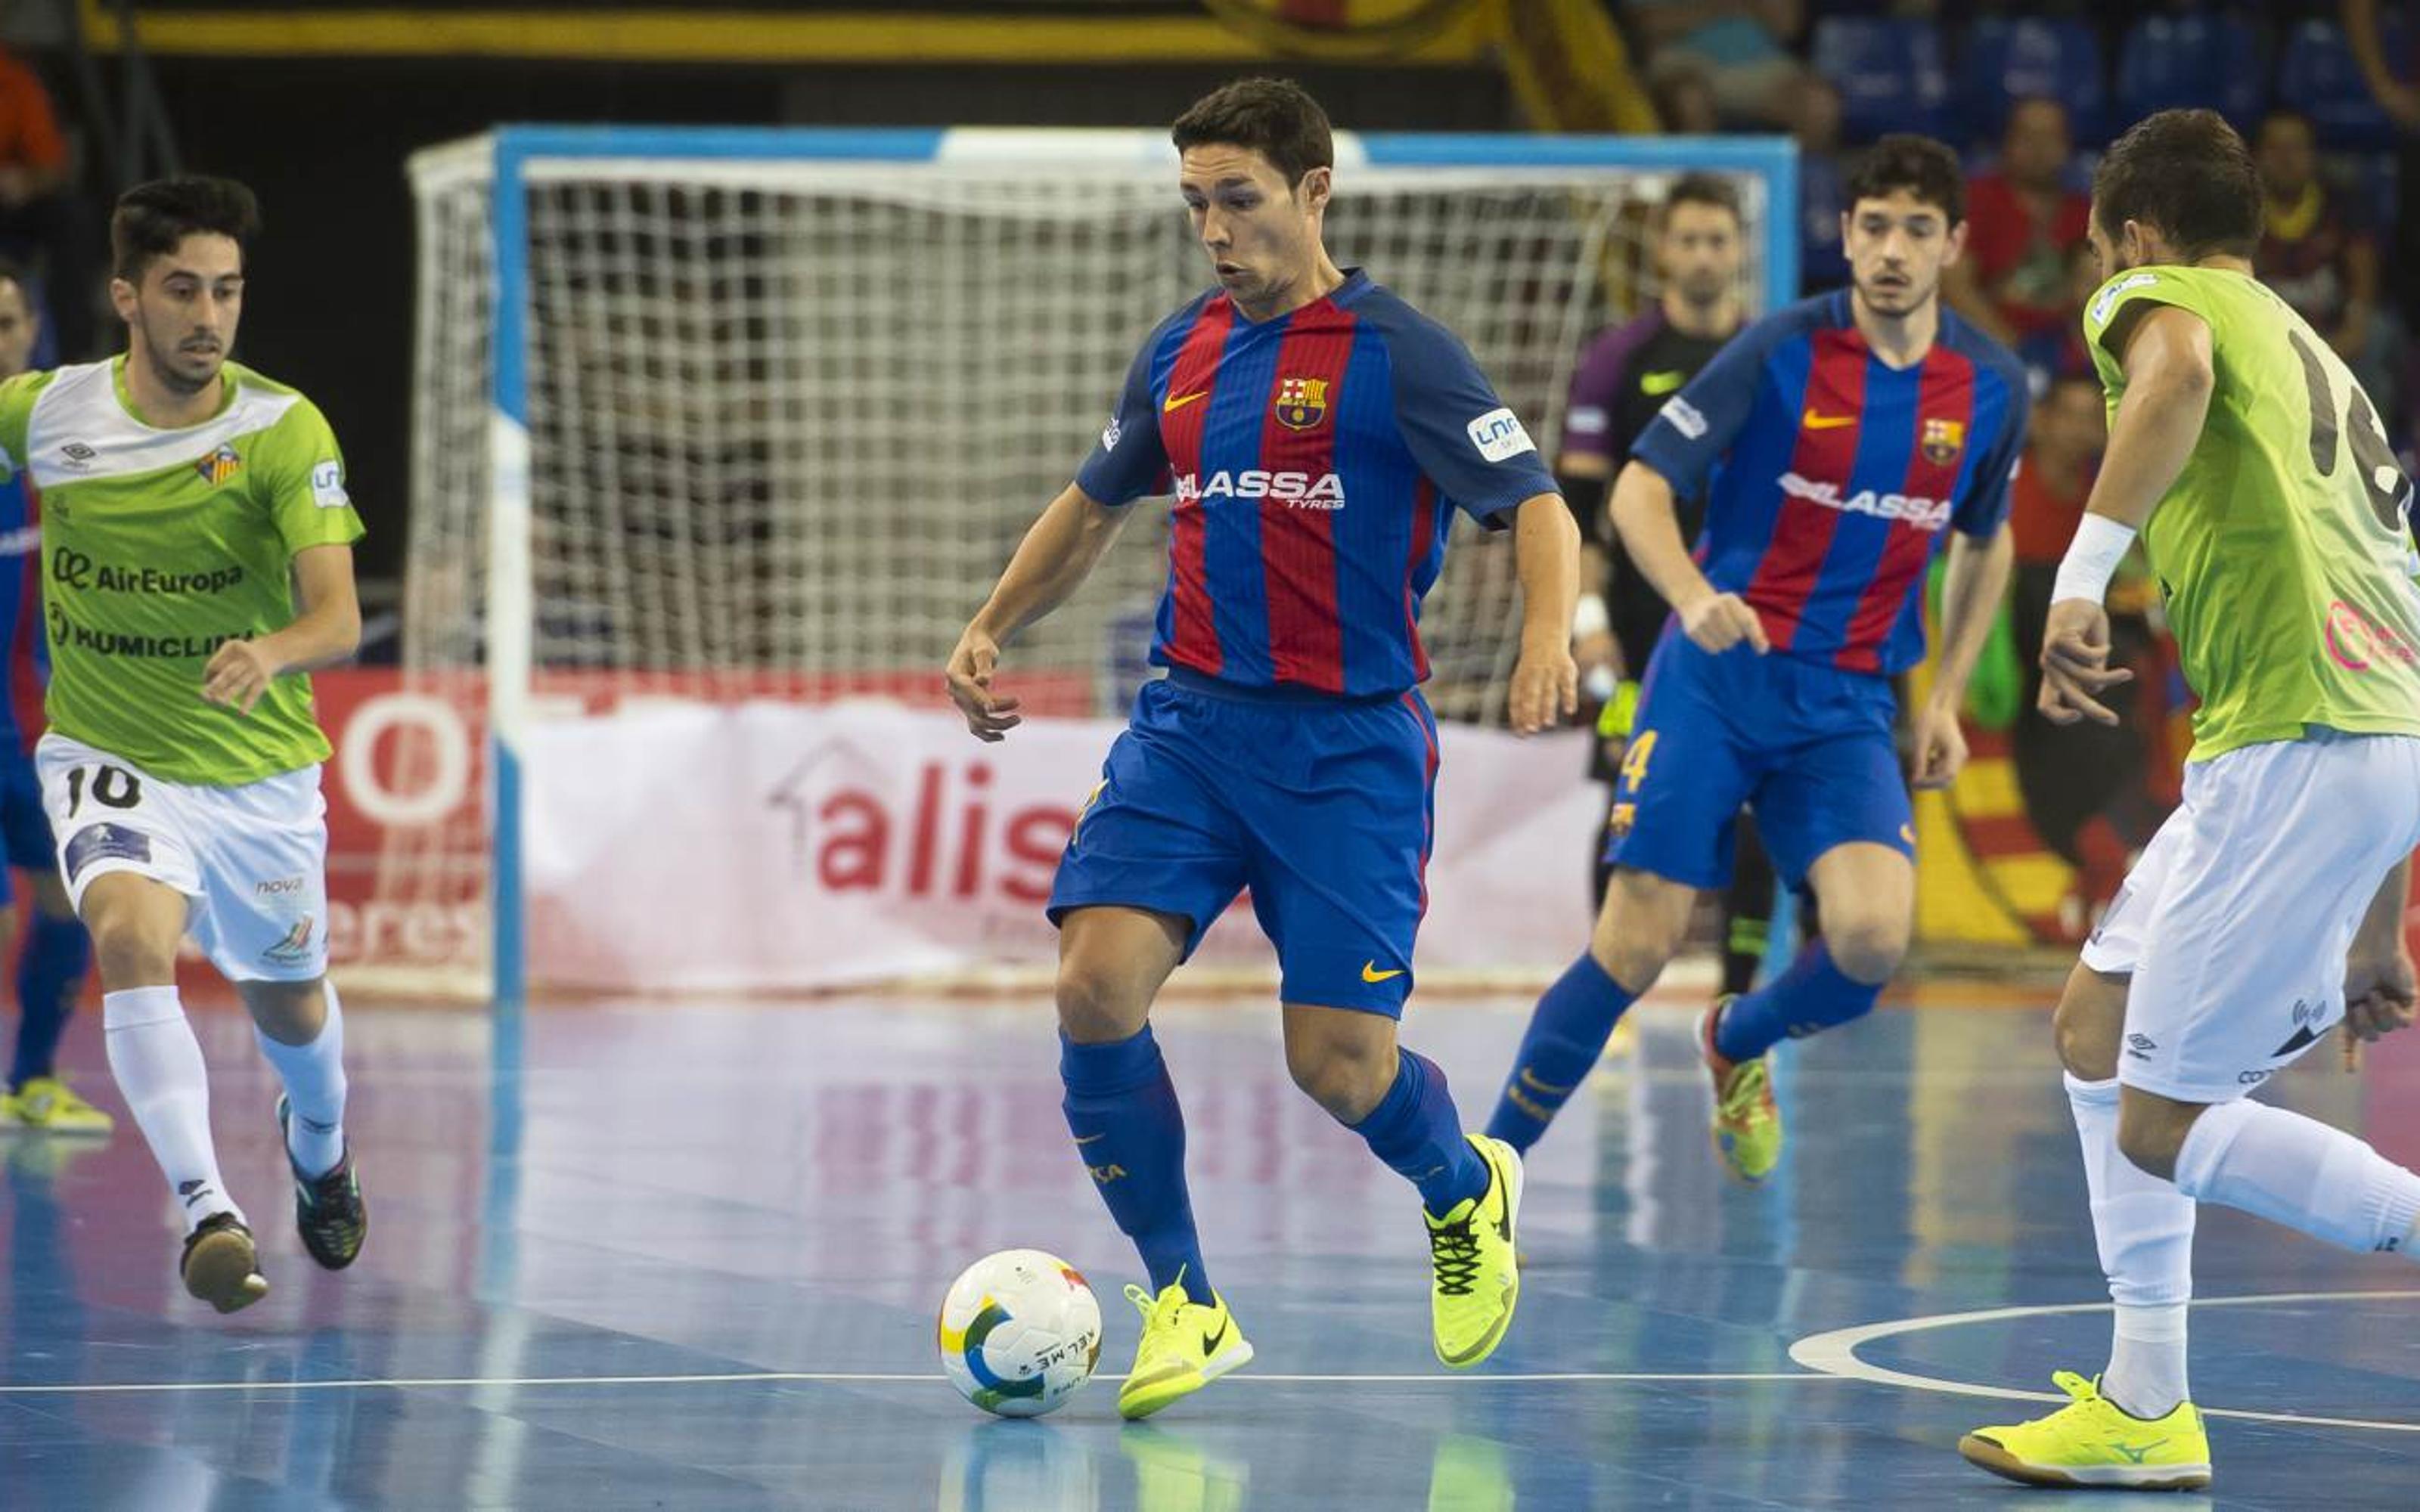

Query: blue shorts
[1603,631,1913,890]
[1047,671,1439,1016]
[0,742,51,903]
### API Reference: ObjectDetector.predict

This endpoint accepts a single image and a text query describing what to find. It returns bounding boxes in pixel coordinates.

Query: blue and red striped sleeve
[1073,296,1212,507]
[1626,302,1818,497]
[1360,294,1557,528]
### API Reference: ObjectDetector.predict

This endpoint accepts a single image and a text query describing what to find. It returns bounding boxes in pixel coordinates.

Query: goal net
[394,127,1798,1000]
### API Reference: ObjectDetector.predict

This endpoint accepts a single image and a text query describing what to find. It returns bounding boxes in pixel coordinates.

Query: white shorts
[2081,731,2420,1103]
[36,732,330,983]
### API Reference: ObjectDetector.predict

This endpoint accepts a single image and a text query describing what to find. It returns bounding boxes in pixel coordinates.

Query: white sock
[2067,1074,2194,1417]
[2173,1097,2420,1256]
[2107,1303,2189,1419]
[104,987,240,1234]
[253,979,347,1179]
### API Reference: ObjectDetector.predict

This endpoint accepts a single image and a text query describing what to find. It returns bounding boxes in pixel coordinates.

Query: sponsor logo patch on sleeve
[310,460,349,510]
[1658,395,1708,439]
[1466,407,1537,463]
[2088,272,2159,329]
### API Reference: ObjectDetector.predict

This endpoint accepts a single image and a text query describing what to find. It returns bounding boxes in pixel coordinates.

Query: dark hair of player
[1171,78,1335,188]
[2093,108,2263,261]
[1844,135,1965,225]
[1664,173,1742,224]
[0,256,32,302]
[111,175,262,283]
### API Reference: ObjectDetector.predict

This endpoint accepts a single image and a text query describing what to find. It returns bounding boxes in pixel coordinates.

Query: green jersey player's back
[2083,264,2420,760]
[0,357,364,785]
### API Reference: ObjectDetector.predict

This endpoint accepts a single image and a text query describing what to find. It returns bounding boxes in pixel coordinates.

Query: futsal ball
[937,1249,1103,1418]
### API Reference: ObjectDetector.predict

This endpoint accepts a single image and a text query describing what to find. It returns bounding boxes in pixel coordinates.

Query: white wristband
[1572,592,1610,640]
[2051,514,2137,605]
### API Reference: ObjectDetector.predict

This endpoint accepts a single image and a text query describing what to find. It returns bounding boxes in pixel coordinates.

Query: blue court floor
[2,987,2417,1509]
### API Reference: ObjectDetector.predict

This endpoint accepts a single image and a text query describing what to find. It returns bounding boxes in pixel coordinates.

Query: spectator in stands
[2015,239,2101,396]
[1650,59,1722,136]
[2255,109,2383,370]
[2341,0,2416,448]
[0,48,89,360]
[1795,76,1850,294]
[2006,373,2159,936]
[1624,0,1813,134]
[1945,96,2087,349]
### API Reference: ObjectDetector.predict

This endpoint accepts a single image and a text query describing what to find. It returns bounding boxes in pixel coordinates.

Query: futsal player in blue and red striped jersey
[1485,136,2028,1182]
[0,262,100,1136]
[945,78,1579,1420]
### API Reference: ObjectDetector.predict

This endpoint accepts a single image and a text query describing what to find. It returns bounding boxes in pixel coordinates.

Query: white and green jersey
[0,358,364,785]
[2083,264,2420,760]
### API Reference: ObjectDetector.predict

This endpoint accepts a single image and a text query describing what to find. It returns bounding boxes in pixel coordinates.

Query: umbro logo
[177,1179,210,1207]
[2126,1033,2158,1060]
[58,442,95,469]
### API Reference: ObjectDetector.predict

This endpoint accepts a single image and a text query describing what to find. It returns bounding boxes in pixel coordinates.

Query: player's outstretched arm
[2042,305,2212,726]
[1506,491,1581,735]
[2344,857,2417,1070]
[946,483,1132,742]
[1912,522,2015,789]
[203,543,361,716]
[1609,459,1767,655]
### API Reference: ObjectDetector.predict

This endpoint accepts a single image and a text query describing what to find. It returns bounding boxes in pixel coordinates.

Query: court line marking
[1788,1288,2420,1434]
[0,1369,1825,1396]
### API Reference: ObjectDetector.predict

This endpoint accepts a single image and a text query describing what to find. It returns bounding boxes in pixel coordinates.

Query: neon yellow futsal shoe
[1959,1371,2211,1490]
[1428,1133,1522,1369]
[1118,1280,1254,1421]
[1701,999,1781,1182]
[0,1076,116,1136]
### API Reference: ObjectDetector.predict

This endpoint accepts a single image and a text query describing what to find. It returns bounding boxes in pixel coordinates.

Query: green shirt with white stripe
[2083,265,2420,761]
[0,358,365,785]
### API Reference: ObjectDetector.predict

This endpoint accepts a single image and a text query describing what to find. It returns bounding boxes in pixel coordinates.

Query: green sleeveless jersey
[2083,264,2420,760]
[0,358,364,785]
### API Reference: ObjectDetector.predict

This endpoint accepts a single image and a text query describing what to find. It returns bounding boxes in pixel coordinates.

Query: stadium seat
[2117,14,2266,130]
[2279,19,2406,150]
[1962,18,2106,146]
[1811,17,1949,144]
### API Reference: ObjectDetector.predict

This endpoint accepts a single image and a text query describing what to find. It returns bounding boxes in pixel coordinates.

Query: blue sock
[1060,1027,1212,1304]
[1713,942,1879,1064]
[1485,952,1637,1152]
[1353,1049,1488,1219]
[11,910,91,1089]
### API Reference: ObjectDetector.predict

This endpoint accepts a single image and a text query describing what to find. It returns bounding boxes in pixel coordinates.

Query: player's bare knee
[240,978,327,1046]
[1284,1031,1395,1123]
[2116,1090,2203,1181]
[1593,871,1686,992]
[83,909,178,987]
[2052,971,2126,1082]
[1054,964,1149,1044]
[1822,911,1907,985]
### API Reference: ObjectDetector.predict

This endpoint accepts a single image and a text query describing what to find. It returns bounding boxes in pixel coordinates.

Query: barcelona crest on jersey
[1274,376,1329,431]
[194,444,243,485]
[1919,417,1965,466]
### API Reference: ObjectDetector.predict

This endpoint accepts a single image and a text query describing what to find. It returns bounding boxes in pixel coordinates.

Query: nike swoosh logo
[1640,370,1686,396]
[1361,962,1405,984]
[1801,408,1857,430]
[1163,390,1208,413]
[1073,1132,1107,1145]
[1202,1317,1230,1355]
